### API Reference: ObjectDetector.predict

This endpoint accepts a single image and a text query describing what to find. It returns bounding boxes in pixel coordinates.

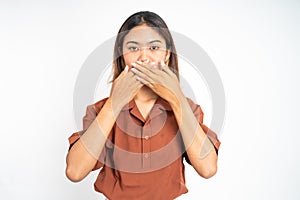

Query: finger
[141,61,171,78]
[143,61,160,69]
[131,79,143,90]
[160,61,172,75]
[160,61,178,77]
[120,65,129,76]
[149,62,159,69]
[115,65,129,81]
[126,70,144,84]
[128,76,144,97]
[125,70,136,78]
[130,67,155,84]
[134,75,154,89]
[132,62,161,82]
[135,61,160,76]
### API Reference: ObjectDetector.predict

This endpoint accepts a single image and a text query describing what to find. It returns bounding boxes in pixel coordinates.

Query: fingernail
[160,60,165,66]
[131,62,137,67]
[144,59,149,64]
[125,65,129,71]
[131,68,137,72]
[136,61,142,65]
[135,76,141,81]
[150,62,157,68]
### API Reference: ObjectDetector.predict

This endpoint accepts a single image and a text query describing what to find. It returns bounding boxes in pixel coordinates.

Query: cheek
[122,53,137,65]
[154,50,169,60]
[151,55,165,63]
[150,53,168,64]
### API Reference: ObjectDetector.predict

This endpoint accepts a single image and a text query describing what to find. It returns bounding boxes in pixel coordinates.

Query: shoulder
[86,97,109,114]
[185,97,203,113]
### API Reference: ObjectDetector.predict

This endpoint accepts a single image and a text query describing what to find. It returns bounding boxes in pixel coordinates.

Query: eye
[128,46,139,51]
[149,46,160,51]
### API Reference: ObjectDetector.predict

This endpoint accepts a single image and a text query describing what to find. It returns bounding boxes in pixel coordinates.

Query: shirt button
[144,153,149,158]
[144,136,149,140]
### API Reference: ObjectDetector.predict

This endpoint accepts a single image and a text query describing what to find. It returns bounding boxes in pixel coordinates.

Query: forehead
[123,25,166,44]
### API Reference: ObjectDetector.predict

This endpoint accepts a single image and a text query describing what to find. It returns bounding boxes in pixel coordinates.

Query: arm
[131,61,219,178]
[66,66,142,182]
[66,98,120,182]
[170,94,218,179]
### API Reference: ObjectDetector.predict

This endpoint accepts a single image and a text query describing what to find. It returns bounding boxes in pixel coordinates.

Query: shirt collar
[121,96,172,111]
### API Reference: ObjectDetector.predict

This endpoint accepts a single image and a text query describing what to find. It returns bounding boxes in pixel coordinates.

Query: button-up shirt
[68,97,220,200]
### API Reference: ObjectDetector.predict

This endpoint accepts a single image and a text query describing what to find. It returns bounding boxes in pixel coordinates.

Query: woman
[66,11,220,200]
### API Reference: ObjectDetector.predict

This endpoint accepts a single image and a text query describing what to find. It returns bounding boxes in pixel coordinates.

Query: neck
[134,86,158,102]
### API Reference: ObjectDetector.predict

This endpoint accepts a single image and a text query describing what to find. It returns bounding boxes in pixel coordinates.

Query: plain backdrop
[0,0,300,199]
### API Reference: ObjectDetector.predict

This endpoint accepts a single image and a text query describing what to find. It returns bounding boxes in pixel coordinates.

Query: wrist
[169,91,186,112]
[106,97,123,118]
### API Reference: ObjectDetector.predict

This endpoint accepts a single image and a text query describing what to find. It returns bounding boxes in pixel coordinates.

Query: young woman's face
[122,24,170,66]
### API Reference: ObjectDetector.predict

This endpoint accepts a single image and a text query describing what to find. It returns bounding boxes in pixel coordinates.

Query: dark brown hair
[111,11,178,81]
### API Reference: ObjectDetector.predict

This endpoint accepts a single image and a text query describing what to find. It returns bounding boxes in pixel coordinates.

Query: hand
[110,65,143,111]
[130,61,184,106]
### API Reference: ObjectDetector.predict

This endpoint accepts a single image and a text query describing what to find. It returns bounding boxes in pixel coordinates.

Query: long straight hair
[111,11,178,81]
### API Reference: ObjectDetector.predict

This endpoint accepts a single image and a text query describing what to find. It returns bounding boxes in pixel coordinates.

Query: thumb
[123,65,129,73]
[123,65,129,74]
[111,65,128,93]
[120,65,129,77]
[115,65,128,80]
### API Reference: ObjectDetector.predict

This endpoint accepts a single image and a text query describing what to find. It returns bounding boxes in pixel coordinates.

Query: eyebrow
[126,40,163,45]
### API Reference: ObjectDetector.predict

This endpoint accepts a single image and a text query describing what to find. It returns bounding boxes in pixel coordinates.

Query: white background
[1,0,299,199]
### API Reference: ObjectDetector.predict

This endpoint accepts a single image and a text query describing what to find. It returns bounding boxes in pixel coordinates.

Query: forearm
[170,94,218,178]
[66,98,121,182]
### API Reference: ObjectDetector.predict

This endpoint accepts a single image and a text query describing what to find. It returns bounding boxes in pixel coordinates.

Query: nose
[139,48,150,63]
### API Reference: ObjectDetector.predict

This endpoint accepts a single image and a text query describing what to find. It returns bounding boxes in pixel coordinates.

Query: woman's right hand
[109,65,143,111]
[66,65,141,182]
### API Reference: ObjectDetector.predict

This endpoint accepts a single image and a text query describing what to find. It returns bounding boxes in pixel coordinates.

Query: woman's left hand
[131,60,184,106]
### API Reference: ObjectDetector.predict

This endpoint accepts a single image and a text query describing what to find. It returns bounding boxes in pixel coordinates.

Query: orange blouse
[68,97,220,200]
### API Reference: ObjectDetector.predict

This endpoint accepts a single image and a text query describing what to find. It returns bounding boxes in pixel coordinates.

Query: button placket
[142,124,151,168]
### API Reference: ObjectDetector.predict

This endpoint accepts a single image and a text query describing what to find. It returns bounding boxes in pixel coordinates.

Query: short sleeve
[67,97,109,171]
[184,98,221,162]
